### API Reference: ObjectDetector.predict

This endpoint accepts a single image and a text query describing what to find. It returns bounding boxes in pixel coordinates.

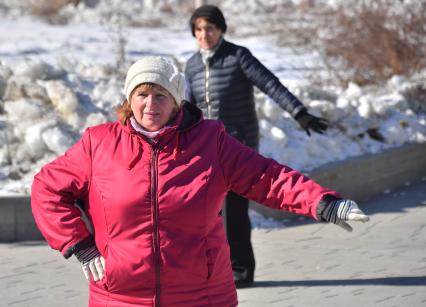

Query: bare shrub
[101,11,128,74]
[30,0,79,17]
[285,1,426,86]
[123,0,200,28]
[401,78,426,113]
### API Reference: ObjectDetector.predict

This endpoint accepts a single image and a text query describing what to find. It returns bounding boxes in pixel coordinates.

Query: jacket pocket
[206,248,214,280]
[98,246,109,291]
[204,239,230,282]
[101,243,149,292]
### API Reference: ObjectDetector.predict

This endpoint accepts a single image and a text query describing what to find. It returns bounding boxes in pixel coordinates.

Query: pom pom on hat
[124,56,185,106]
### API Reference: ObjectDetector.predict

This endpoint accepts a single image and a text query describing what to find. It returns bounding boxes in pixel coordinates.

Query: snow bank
[1,56,424,196]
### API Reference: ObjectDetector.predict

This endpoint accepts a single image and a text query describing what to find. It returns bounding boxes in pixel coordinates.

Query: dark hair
[189,5,227,36]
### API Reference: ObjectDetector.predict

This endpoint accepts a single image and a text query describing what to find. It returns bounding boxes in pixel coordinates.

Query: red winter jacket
[31,103,339,306]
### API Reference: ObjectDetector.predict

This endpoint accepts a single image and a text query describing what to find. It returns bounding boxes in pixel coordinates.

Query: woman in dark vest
[185,4,329,288]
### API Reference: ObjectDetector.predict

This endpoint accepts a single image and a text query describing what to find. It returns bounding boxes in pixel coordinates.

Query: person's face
[194,17,222,49]
[130,84,177,132]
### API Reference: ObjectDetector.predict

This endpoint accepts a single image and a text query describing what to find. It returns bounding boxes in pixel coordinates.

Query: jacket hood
[179,101,203,131]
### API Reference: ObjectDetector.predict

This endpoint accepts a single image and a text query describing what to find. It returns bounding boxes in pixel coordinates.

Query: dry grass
[286,1,426,86]
[30,0,79,16]
[24,0,425,87]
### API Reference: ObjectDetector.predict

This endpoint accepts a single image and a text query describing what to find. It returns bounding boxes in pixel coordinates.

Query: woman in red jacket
[31,56,369,307]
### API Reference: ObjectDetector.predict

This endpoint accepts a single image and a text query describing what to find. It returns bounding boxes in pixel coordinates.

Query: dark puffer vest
[185,39,306,148]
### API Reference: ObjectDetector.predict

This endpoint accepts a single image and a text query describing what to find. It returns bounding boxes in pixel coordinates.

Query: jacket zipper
[151,146,161,306]
[204,62,212,119]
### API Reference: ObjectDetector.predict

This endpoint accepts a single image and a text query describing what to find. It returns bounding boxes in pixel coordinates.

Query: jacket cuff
[316,194,341,222]
[63,235,95,259]
[292,106,307,119]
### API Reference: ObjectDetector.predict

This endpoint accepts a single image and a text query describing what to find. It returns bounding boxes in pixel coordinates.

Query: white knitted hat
[124,56,185,106]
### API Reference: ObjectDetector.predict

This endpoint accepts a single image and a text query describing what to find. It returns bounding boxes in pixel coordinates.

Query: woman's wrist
[65,235,100,264]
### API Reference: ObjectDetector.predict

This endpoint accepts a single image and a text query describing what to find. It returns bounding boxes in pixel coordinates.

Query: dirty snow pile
[0,1,425,196]
[257,74,426,171]
[1,54,424,196]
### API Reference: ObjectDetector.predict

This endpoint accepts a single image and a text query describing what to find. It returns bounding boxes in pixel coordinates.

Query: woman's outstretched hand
[320,198,370,232]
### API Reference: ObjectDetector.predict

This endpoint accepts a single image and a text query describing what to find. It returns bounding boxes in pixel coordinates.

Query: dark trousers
[225,191,255,281]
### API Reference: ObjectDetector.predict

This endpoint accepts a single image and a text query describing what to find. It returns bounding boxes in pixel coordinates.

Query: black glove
[295,110,329,136]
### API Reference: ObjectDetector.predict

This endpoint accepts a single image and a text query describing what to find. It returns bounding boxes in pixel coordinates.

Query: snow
[0,1,425,207]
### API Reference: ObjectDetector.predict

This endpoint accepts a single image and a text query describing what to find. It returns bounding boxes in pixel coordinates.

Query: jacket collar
[199,36,224,64]
[197,38,228,64]
[125,103,203,169]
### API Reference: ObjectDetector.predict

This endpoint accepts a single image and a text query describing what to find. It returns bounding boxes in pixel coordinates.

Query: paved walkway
[1,180,425,306]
